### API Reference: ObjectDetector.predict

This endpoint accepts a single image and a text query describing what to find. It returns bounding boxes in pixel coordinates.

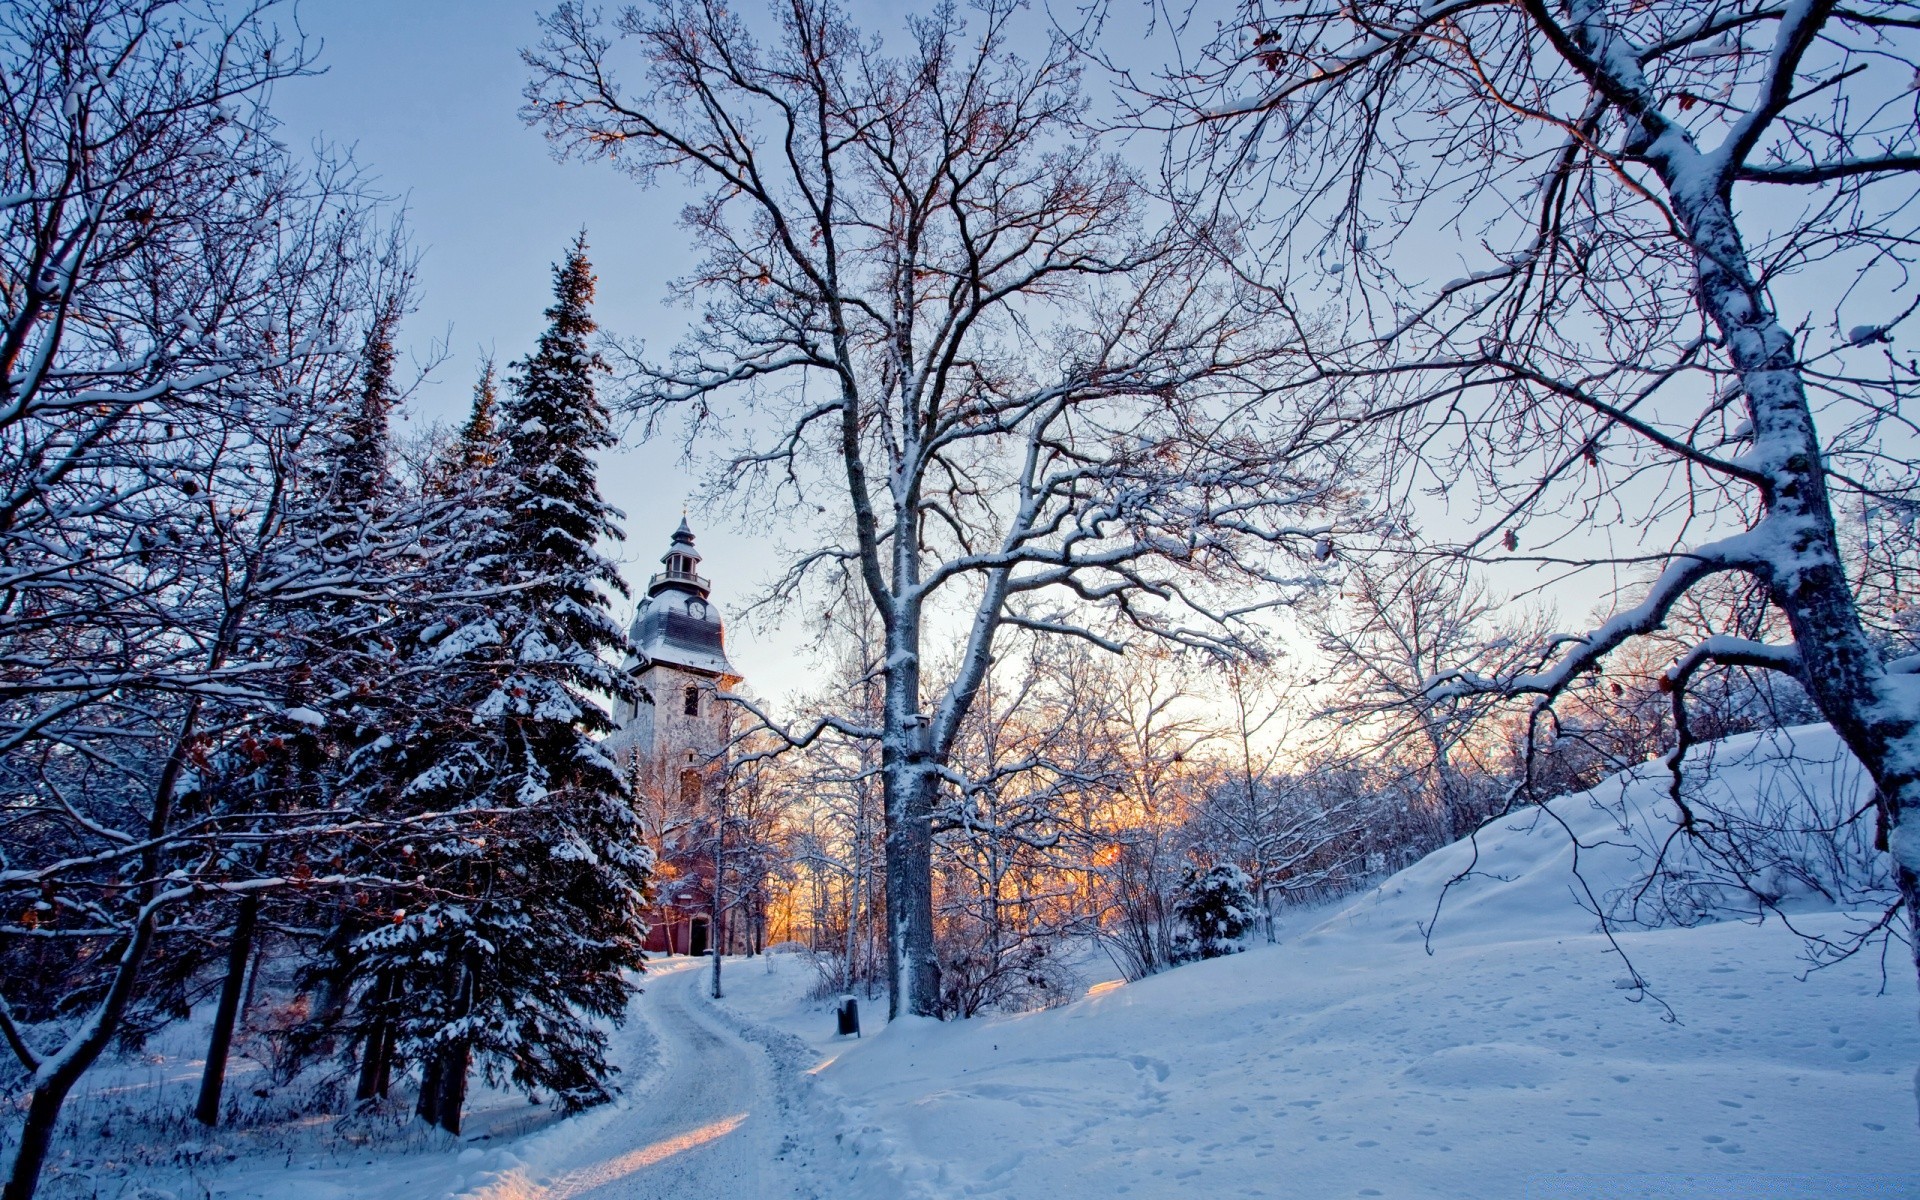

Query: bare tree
[0,4,444,1193]
[1304,554,1544,842]
[525,0,1342,1016]
[1153,2,1920,993]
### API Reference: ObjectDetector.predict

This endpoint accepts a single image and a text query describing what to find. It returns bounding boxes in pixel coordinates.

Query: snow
[716,725,1920,1199]
[14,727,1920,1198]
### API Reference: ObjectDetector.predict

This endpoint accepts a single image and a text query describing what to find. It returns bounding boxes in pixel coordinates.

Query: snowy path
[473,959,827,1200]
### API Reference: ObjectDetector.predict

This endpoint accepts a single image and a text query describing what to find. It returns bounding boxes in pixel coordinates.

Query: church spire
[627,518,735,680]
[650,518,709,599]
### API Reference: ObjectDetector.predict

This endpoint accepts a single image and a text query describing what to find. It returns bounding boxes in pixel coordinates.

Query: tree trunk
[883,754,940,1019]
[1663,169,1920,996]
[7,1076,75,1200]
[710,826,725,1001]
[416,1054,443,1128]
[435,1041,470,1135]
[355,973,395,1103]
[195,893,260,1126]
[242,924,266,1015]
[420,955,473,1133]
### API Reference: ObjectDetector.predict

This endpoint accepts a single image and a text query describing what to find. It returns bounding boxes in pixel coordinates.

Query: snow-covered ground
[719,726,1920,1199]
[13,725,1920,1198]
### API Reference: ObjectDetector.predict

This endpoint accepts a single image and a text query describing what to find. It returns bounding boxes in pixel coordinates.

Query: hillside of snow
[720,725,1920,1199]
[1320,723,1889,948]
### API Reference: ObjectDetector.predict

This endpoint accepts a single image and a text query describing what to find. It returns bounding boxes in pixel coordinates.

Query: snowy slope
[1319,723,1887,947]
[720,725,1920,1199]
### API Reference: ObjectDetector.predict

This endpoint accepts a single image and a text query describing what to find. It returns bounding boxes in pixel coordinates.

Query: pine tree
[1175,864,1256,961]
[459,361,500,472]
[429,361,501,494]
[335,294,402,510]
[357,238,650,1132]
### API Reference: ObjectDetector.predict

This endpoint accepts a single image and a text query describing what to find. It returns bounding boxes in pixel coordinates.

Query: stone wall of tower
[631,659,735,769]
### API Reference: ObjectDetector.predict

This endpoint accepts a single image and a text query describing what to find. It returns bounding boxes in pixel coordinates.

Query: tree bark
[195,892,260,1126]
[419,954,473,1133]
[416,1054,443,1128]
[435,1041,470,1135]
[355,973,395,1103]
[883,751,940,1019]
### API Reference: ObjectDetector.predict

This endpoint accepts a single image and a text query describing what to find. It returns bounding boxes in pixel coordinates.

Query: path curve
[476,959,824,1200]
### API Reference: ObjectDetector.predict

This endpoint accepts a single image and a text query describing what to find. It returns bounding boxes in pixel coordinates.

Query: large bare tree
[525,0,1341,1016]
[1152,2,1920,993]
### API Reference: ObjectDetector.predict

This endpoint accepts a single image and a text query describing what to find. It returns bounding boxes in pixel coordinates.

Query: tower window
[684,685,700,716]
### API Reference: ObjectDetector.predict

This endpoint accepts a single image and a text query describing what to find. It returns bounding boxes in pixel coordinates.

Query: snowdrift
[1316,723,1888,948]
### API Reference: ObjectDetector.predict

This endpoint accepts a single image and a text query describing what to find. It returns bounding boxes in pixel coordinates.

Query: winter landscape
[5,1,1920,1198]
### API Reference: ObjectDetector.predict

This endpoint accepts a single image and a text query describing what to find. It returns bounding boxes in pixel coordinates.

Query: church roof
[628,520,738,678]
[630,589,736,677]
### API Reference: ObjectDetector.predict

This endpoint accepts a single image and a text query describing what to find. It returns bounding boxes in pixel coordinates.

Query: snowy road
[474,959,828,1200]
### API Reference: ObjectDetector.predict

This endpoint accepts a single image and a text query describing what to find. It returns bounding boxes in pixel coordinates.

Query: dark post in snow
[711,766,726,1001]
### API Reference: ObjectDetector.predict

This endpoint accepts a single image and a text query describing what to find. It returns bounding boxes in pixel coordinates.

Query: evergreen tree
[429,361,502,493]
[260,281,427,1105]
[356,238,650,1132]
[1175,864,1256,961]
[334,294,402,509]
[459,360,500,472]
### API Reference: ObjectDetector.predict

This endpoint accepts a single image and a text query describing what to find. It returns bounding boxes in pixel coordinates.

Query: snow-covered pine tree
[334,293,415,1105]
[356,240,650,1133]
[316,363,510,1129]
[233,266,437,1109]
[1175,864,1255,961]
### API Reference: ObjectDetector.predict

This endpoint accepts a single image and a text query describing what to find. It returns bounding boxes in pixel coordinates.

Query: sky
[268,0,819,703]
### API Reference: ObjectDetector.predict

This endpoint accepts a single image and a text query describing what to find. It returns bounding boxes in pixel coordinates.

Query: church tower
[605,519,742,956]
[606,517,742,770]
